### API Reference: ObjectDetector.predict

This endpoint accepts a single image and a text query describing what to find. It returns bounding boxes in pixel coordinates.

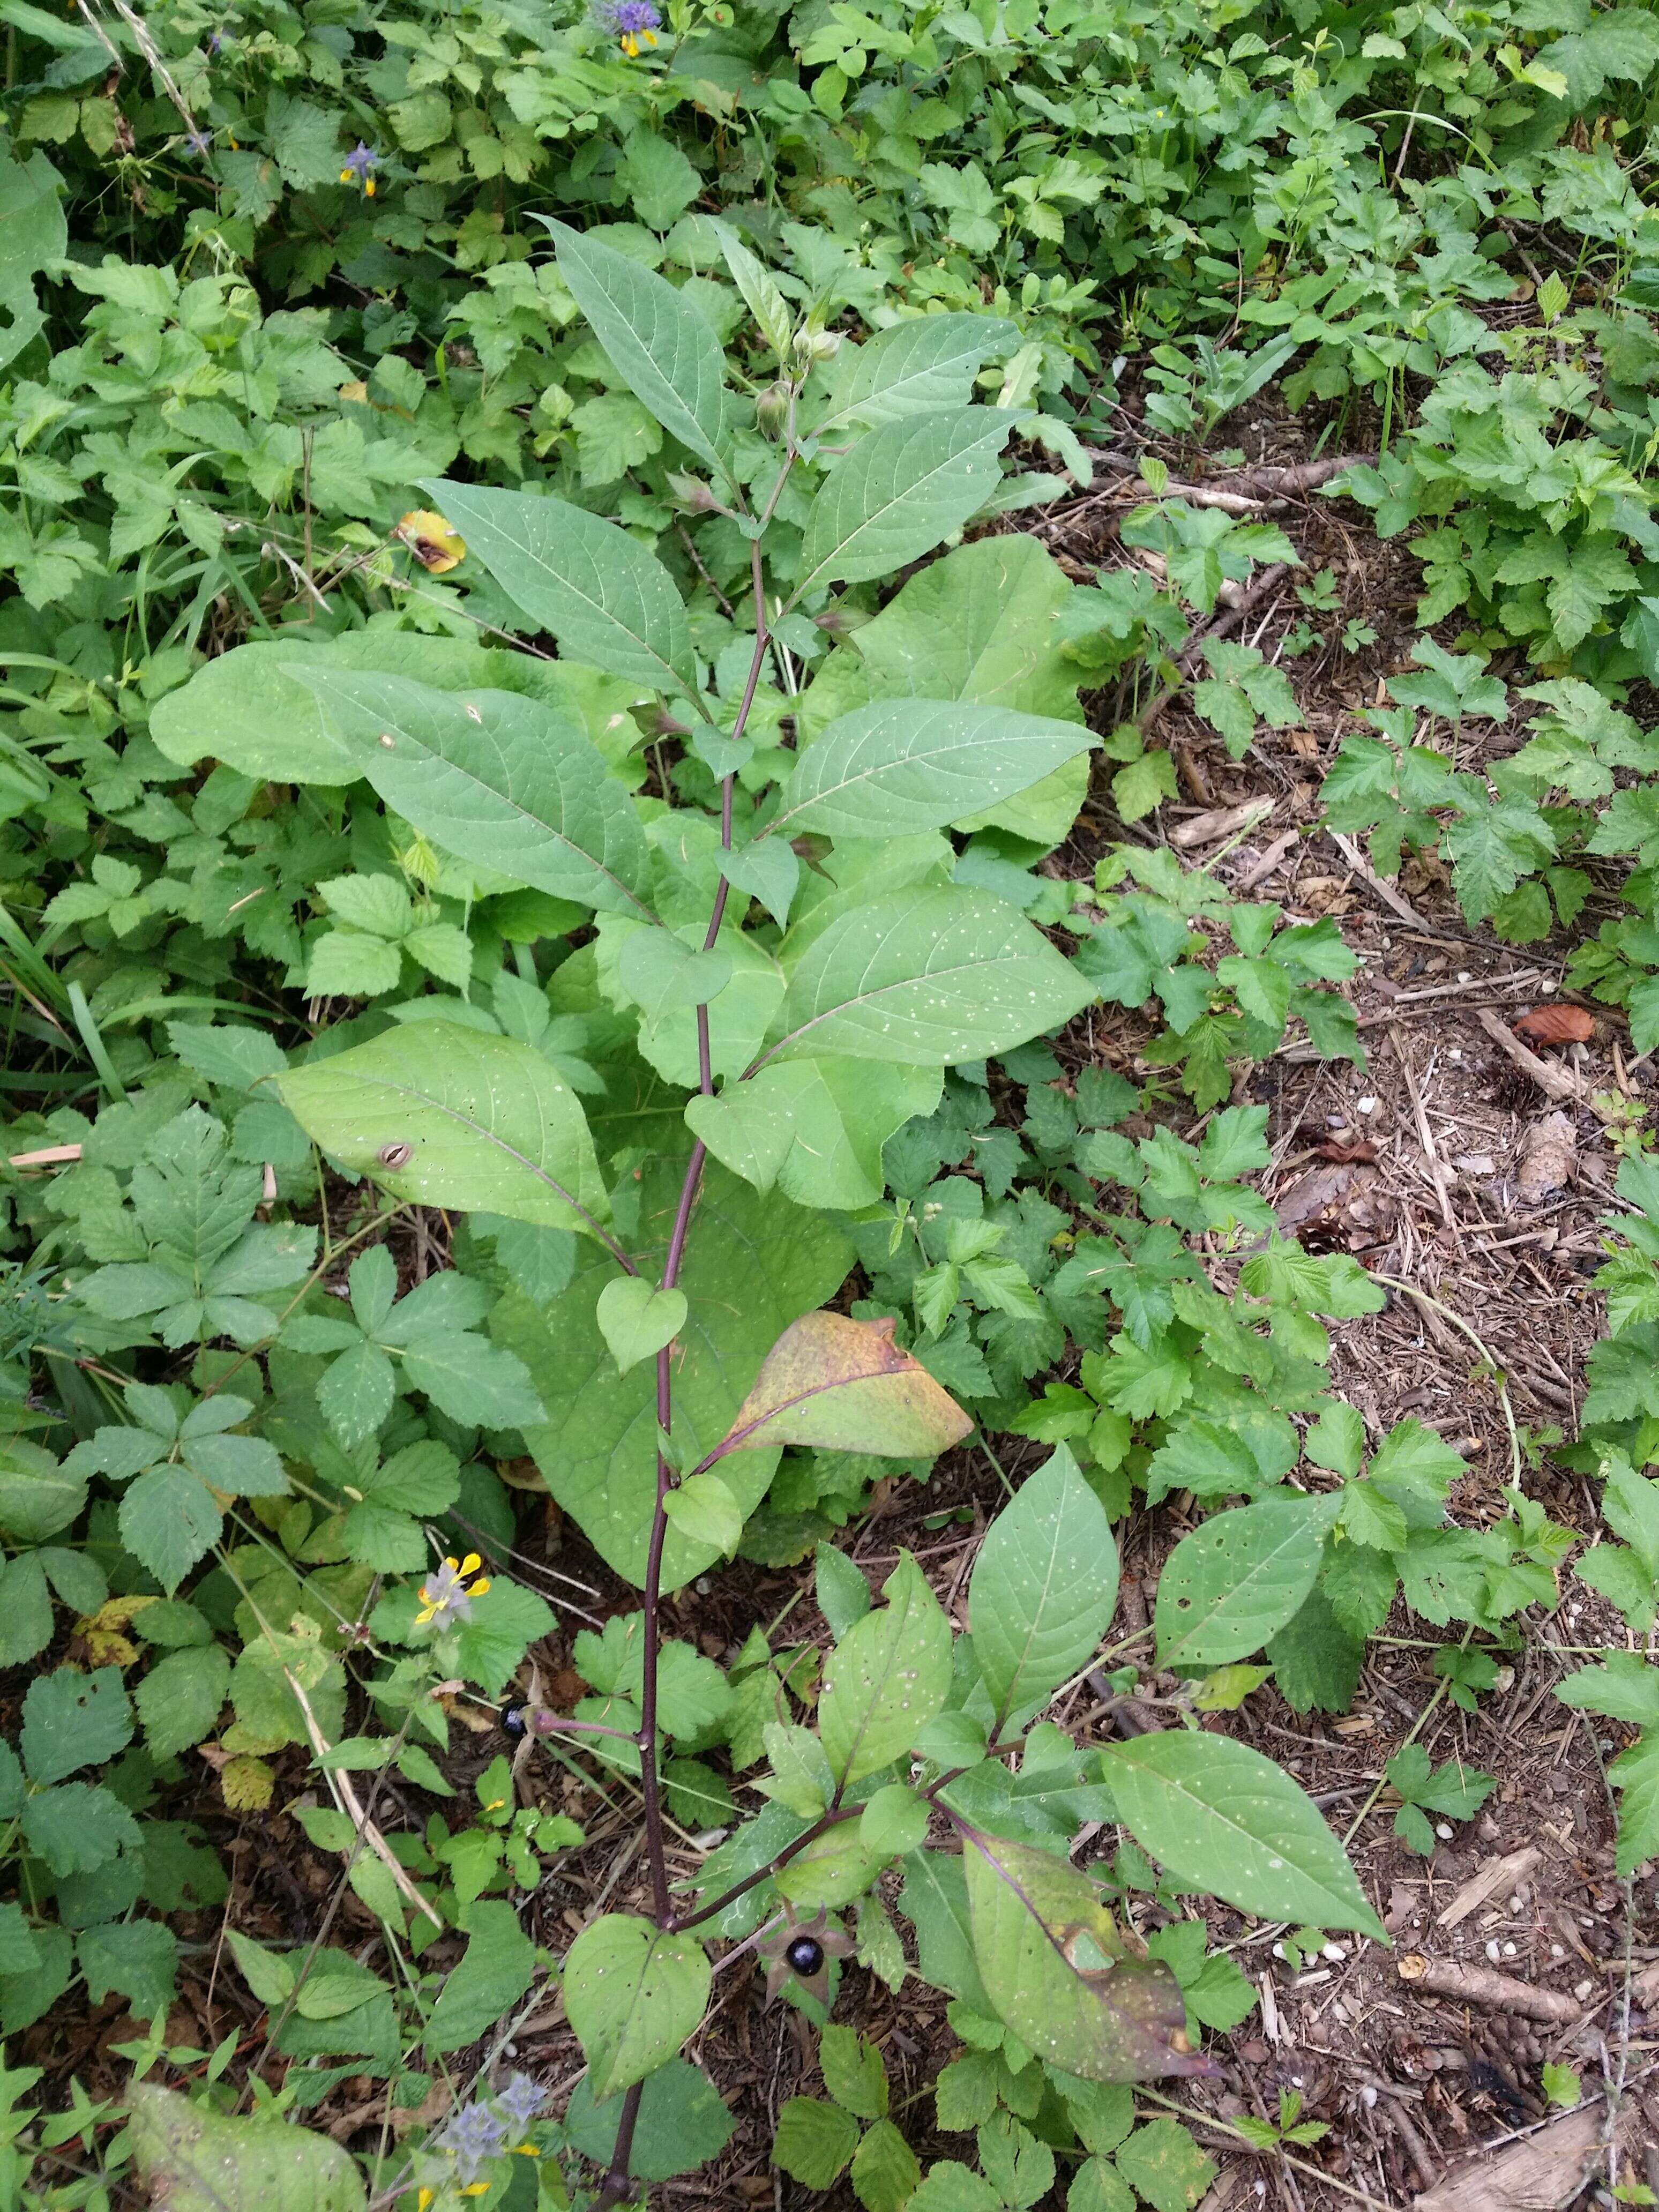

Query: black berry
[785,1936,825,1977]
[500,1701,528,1738]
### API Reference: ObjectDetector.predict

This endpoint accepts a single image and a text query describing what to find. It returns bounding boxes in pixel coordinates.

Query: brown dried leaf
[714,1312,973,1460]
[1512,1004,1594,1047]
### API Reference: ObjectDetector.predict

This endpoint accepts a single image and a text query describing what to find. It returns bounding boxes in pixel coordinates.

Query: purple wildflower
[594,0,660,54]
[438,2100,509,2185]
[186,129,214,156]
[339,141,378,195]
[496,2073,547,2128]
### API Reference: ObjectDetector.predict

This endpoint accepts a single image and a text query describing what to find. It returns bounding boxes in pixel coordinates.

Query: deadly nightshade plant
[207,228,1392,2201]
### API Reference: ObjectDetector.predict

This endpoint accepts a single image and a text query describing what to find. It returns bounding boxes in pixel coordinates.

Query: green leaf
[819,1551,952,1787]
[851,2118,923,2212]
[21,1781,140,1876]
[1111,2118,1216,2212]
[288,670,656,920]
[773,2098,861,2189]
[772,885,1090,1067]
[398,1333,545,1430]
[419,481,698,698]
[20,1666,133,1784]
[128,2086,367,2212]
[715,1311,972,1460]
[969,1445,1118,1723]
[796,409,1015,599]
[119,1467,223,1593]
[563,1913,711,2098]
[596,1276,689,1377]
[227,1932,297,2010]
[821,2022,889,2119]
[279,1023,609,1239]
[78,1920,178,2015]
[1105,1733,1387,1938]
[686,1056,940,1211]
[495,1162,851,1589]
[424,1900,535,2053]
[860,1781,932,1858]
[662,1469,743,1556]
[1609,1732,1659,1877]
[563,2061,734,2184]
[960,1827,1206,2082]
[1154,1496,1337,1670]
[136,1645,231,1760]
[547,221,731,483]
[814,315,1018,435]
[817,1542,873,1639]
[798,533,1087,842]
[768,701,1095,841]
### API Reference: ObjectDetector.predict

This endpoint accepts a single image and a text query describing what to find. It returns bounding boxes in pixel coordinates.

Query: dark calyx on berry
[499,1702,529,1738]
[785,1936,825,1977]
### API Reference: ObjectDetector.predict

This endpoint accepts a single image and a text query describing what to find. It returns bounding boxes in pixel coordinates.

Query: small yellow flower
[415,1553,490,1629]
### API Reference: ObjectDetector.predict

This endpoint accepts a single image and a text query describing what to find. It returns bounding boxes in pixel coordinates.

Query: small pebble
[1502,1942,1517,1958]
[1322,1942,1347,1962]
[1436,1821,1454,1839]
[1574,1978,1596,2000]
[1357,1096,1378,1115]
[1551,1944,1566,1959]
[1485,1940,1501,1962]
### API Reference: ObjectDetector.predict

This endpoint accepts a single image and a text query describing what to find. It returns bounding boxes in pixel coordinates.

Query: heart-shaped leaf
[596,1276,688,1377]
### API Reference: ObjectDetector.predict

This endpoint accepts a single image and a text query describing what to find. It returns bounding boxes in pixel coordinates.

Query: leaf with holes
[969,1446,1119,1725]
[1104,1733,1387,1938]
[1154,1496,1339,1670]
[128,2086,366,2212]
[819,1552,952,1788]
[563,1914,711,2098]
[279,1023,609,1239]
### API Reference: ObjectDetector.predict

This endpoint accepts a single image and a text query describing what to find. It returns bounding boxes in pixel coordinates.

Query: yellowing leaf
[395,509,467,573]
[221,1754,274,1811]
[713,1312,972,1461]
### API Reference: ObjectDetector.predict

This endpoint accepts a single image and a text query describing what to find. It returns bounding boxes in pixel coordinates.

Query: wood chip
[1169,796,1274,849]
[1515,1111,1576,1205]
[1410,2090,1651,2211]
[1396,1954,1582,2023]
[1437,1844,1542,1931]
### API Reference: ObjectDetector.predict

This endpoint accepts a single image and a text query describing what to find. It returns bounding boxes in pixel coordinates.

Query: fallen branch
[1397,1953,1582,2024]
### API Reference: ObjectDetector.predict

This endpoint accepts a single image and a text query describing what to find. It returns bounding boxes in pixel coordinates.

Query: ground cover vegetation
[1,0,1657,2204]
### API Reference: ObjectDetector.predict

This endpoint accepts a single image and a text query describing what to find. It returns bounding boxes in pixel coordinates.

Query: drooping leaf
[415,479,699,698]
[283,668,656,919]
[969,1446,1119,1723]
[563,1913,711,2098]
[279,1023,610,1240]
[1154,1496,1338,1670]
[1104,1733,1387,1938]
[713,1311,972,1461]
[128,2086,367,2212]
[960,1826,1214,2083]
[766,700,1095,841]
